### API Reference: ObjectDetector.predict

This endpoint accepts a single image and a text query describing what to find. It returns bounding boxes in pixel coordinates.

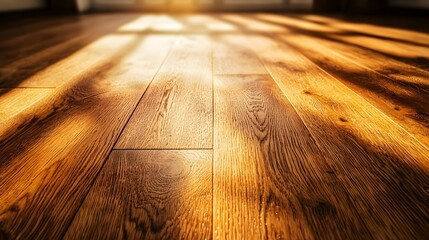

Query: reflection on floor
[0,13,428,239]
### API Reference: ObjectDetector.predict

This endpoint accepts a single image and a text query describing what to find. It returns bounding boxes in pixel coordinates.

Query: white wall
[0,0,45,12]
[389,0,429,9]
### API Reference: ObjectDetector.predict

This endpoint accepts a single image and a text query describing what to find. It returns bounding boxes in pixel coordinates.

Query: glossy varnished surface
[65,150,212,239]
[115,35,213,149]
[0,13,428,239]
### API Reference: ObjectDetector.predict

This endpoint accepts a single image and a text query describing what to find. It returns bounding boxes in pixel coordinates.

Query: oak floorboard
[0,35,176,239]
[0,34,139,140]
[1,13,429,240]
[299,14,429,47]
[255,14,338,34]
[275,34,429,147]
[211,28,267,76]
[214,74,372,239]
[0,15,118,67]
[0,35,132,90]
[0,14,81,41]
[0,15,98,48]
[116,35,212,149]
[176,14,238,33]
[219,14,286,33]
[254,14,429,70]
[242,14,429,146]
[0,88,53,124]
[0,14,138,88]
[64,150,212,240]
[335,35,429,70]
[213,35,266,75]
[249,34,429,239]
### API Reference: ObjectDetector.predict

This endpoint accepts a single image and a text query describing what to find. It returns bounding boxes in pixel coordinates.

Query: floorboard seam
[112,148,213,151]
[243,32,330,158]
[247,32,377,237]
[211,34,215,240]
[276,34,429,152]
[58,35,179,239]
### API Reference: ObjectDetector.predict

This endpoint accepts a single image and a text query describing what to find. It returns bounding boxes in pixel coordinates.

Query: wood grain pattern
[0,16,92,48]
[213,34,267,75]
[0,35,176,239]
[65,150,212,240]
[0,34,134,141]
[0,15,112,67]
[178,14,237,32]
[245,13,429,146]
[253,13,429,70]
[299,14,429,46]
[0,88,53,124]
[0,35,130,89]
[219,14,286,33]
[214,75,373,239]
[116,35,212,149]
[1,13,429,240]
[0,15,81,42]
[335,35,429,70]
[0,14,137,88]
[275,34,429,147]
[248,33,429,239]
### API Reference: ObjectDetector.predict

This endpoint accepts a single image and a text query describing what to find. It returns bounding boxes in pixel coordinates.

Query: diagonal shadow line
[215,14,429,141]
[0,34,145,147]
[254,15,429,71]
[285,14,429,48]
[0,34,161,240]
[0,14,139,97]
[0,12,80,36]
[250,14,429,71]
[261,19,429,125]
[293,12,429,34]
[214,74,429,238]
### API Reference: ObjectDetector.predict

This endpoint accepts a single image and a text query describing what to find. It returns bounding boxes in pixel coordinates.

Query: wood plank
[0,15,80,41]
[0,34,137,140]
[0,35,176,239]
[115,35,212,149]
[300,14,429,46]
[64,150,212,239]
[258,13,429,48]
[213,34,267,75]
[116,15,157,32]
[0,88,53,124]
[256,13,338,33]
[0,13,127,48]
[334,35,429,70]
[0,16,92,48]
[0,14,138,88]
[247,14,429,146]
[214,34,367,239]
[178,14,238,32]
[0,15,117,67]
[248,33,429,239]
[0,35,128,90]
[214,74,373,239]
[253,14,429,70]
[304,36,429,89]
[1,13,428,239]
[274,34,429,147]
[219,14,287,33]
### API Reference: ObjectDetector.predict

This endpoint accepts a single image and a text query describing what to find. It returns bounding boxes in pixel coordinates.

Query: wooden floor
[0,12,428,239]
